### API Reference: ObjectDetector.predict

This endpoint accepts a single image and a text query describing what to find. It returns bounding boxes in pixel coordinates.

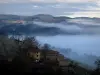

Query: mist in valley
[2,16,100,69]
[33,20,100,69]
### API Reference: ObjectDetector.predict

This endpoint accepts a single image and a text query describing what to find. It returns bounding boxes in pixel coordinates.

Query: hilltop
[0,14,100,36]
[0,14,100,21]
[0,14,70,23]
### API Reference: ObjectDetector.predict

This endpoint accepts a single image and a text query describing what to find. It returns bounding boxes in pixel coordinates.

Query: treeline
[0,35,60,74]
[0,35,100,75]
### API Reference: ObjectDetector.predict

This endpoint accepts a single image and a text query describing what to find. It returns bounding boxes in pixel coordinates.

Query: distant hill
[0,14,21,20]
[0,14,100,21]
[0,23,72,36]
[0,14,100,36]
[0,14,71,23]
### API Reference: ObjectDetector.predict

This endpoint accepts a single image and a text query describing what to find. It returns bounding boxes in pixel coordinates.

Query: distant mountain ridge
[0,14,100,36]
[0,14,100,22]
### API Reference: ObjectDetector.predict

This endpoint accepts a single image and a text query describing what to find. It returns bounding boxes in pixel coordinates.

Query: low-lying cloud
[36,35,100,68]
[33,19,100,35]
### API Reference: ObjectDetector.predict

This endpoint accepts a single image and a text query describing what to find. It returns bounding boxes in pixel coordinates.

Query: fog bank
[36,35,100,68]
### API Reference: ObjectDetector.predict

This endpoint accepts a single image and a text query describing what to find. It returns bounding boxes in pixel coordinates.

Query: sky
[0,0,100,17]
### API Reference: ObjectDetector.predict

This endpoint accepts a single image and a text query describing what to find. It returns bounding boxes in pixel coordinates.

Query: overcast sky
[0,0,100,17]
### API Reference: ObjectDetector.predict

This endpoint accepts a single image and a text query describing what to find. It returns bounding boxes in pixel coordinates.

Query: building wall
[59,60,69,66]
[46,56,57,60]
[34,52,41,60]
[46,51,58,60]
[58,54,65,61]
[28,52,41,60]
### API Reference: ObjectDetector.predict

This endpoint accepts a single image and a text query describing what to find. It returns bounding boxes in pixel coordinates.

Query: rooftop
[28,47,41,53]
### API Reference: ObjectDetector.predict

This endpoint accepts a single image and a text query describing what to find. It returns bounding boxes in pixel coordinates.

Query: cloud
[0,0,98,3]
[67,11,100,18]
[0,0,100,18]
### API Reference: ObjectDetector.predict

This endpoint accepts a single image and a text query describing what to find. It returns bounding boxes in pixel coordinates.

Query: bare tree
[42,44,51,50]
[41,44,51,60]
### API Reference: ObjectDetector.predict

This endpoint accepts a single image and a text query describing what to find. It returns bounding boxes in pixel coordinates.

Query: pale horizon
[0,0,100,18]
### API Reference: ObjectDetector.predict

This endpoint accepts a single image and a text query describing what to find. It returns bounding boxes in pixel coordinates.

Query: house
[45,50,59,60]
[57,54,65,62]
[16,20,26,24]
[27,47,41,62]
[58,54,70,66]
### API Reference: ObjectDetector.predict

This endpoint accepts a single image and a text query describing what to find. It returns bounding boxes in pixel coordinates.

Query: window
[37,55,38,57]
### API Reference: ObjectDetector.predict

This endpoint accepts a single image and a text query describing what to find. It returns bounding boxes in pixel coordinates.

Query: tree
[0,35,18,59]
[95,59,100,69]
[41,44,51,60]
[68,60,79,74]
[42,44,51,50]
[91,59,100,75]
[69,60,78,68]
[21,37,39,49]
